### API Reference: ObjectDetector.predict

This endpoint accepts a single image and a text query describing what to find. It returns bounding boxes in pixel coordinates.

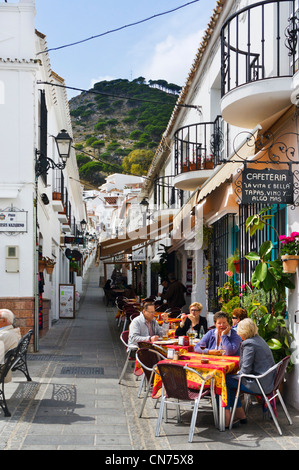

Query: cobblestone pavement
[0,265,298,451]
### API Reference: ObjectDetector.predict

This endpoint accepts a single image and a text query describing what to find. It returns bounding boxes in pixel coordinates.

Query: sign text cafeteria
[242,168,293,204]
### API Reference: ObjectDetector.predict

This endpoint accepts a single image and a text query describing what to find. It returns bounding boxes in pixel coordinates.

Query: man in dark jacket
[161,273,186,308]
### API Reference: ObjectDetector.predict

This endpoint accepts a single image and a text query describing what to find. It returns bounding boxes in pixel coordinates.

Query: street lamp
[140,198,149,208]
[55,129,73,164]
[35,129,72,177]
[80,219,87,232]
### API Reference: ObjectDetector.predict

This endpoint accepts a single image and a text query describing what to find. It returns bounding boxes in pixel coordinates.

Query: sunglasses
[232,316,238,319]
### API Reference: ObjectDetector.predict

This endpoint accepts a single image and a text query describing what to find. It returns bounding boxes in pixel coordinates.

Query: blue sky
[35,0,215,99]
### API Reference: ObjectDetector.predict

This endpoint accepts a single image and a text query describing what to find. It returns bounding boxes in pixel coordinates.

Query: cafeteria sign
[0,209,28,233]
[242,168,294,205]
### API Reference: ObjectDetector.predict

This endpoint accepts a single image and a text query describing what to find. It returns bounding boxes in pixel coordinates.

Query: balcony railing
[174,115,224,176]
[221,0,299,96]
[154,175,183,211]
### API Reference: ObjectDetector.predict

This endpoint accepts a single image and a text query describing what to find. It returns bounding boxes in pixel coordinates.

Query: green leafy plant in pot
[245,209,295,369]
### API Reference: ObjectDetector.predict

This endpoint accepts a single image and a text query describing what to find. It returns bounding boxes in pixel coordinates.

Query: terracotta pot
[38,260,46,272]
[52,191,62,200]
[46,265,55,275]
[205,161,214,169]
[281,255,299,273]
[233,259,245,274]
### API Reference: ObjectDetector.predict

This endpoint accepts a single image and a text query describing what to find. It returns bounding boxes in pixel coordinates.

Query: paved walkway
[0,264,299,450]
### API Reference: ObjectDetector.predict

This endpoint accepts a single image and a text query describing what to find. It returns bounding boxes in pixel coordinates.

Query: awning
[99,214,173,258]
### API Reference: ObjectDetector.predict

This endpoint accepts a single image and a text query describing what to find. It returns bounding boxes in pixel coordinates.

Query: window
[238,203,286,287]
[208,213,236,311]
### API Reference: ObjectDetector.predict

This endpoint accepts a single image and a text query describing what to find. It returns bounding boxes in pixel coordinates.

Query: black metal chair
[0,348,18,417]
[165,307,182,318]
[137,341,167,357]
[155,362,218,442]
[11,329,33,382]
[229,356,293,435]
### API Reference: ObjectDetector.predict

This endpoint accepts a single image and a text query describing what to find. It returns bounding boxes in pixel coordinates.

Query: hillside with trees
[69,78,181,188]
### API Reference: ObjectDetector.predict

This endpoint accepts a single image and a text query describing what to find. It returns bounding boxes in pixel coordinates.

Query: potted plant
[244,210,295,370]
[279,232,299,273]
[218,273,239,307]
[45,257,56,275]
[69,261,79,273]
[205,154,214,169]
[52,191,62,200]
[38,256,47,272]
[227,249,244,274]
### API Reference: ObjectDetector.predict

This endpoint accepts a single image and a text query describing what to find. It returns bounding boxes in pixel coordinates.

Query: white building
[142,0,299,410]
[0,0,86,349]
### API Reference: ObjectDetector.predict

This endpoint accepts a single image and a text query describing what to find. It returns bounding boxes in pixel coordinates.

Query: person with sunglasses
[231,308,247,330]
[175,302,207,338]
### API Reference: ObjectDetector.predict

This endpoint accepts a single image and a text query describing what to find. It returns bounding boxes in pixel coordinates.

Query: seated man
[128,302,169,349]
[0,309,21,382]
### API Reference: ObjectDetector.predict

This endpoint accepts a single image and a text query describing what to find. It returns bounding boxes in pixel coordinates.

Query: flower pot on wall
[281,255,299,273]
[38,259,46,272]
[45,265,55,275]
[233,259,245,274]
[52,191,62,200]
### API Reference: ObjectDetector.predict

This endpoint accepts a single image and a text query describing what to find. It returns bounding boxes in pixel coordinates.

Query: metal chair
[155,362,218,442]
[135,348,166,417]
[155,303,168,313]
[11,329,33,381]
[0,348,18,417]
[137,341,167,358]
[118,330,137,384]
[165,307,182,318]
[130,312,140,322]
[229,356,293,435]
[123,307,140,331]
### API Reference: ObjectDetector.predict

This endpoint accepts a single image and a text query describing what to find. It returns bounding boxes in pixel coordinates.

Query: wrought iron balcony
[154,175,183,212]
[221,0,298,127]
[174,116,224,190]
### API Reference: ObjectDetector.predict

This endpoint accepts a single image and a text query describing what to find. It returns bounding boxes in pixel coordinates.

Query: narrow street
[0,264,298,451]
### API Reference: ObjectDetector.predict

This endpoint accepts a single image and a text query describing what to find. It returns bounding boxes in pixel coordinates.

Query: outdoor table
[157,317,181,325]
[152,352,240,431]
[134,337,194,376]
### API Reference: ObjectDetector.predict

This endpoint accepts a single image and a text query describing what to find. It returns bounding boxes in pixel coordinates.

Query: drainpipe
[34,175,39,352]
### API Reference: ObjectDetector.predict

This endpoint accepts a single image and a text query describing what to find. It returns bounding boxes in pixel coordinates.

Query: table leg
[219,405,225,431]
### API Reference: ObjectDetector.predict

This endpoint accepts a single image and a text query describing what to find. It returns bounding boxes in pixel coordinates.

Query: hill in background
[69,78,181,188]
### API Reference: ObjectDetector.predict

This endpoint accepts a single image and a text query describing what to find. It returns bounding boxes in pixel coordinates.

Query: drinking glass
[187,328,196,345]
[198,341,206,354]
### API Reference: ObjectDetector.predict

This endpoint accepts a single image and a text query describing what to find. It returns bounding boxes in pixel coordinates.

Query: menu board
[59,284,75,319]
[242,168,293,204]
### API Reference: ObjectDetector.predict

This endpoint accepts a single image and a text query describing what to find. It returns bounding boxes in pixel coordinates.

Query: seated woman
[232,307,247,330]
[175,302,207,337]
[194,311,241,356]
[224,318,276,427]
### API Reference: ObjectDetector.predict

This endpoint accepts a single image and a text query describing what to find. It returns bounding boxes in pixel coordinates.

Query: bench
[11,329,33,382]
[0,348,19,417]
[0,329,33,417]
